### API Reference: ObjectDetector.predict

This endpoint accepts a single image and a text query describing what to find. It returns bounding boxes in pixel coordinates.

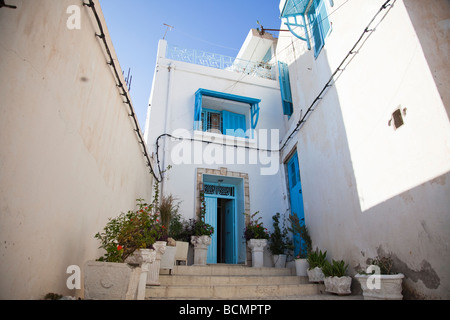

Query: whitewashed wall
[144,40,291,258]
[0,0,154,299]
[277,0,450,299]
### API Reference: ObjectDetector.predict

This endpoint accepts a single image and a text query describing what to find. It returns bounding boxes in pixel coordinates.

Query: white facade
[277,0,450,299]
[144,33,292,266]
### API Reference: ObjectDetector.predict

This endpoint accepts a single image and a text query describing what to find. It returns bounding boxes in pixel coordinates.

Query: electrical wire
[279,0,396,152]
[83,0,160,182]
[154,0,396,179]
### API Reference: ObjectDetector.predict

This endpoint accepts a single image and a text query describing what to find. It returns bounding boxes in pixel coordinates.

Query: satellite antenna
[163,23,174,40]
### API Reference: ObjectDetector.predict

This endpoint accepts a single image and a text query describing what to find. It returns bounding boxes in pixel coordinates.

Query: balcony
[166,43,276,80]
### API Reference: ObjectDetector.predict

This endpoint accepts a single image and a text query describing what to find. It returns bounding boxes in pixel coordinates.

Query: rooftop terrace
[166,43,276,80]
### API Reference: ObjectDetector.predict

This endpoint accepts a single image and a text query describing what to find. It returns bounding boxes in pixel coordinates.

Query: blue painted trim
[195,89,261,134]
[196,89,261,106]
[282,14,311,50]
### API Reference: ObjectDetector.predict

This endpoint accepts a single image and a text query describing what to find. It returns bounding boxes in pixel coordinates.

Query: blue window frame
[308,0,332,58]
[278,62,294,117]
[194,89,260,138]
[200,109,247,138]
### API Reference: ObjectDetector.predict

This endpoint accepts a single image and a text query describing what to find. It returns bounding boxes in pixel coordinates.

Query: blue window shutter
[318,0,331,39]
[194,91,203,130]
[222,111,246,138]
[278,61,293,116]
[311,0,331,58]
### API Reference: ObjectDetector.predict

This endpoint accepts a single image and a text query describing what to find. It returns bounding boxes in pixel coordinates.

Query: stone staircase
[145,264,329,300]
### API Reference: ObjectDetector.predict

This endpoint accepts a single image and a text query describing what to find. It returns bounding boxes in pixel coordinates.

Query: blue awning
[281,0,312,17]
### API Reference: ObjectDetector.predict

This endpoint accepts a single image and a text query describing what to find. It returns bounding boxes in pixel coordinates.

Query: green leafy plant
[307,248,328,270]
[288,214,312,259]
[190,192,214,237]
[168,211,189,241]
[322,259,349,277]
[243,211,269,241]
[268,213,292,255]
[95,184,164,263]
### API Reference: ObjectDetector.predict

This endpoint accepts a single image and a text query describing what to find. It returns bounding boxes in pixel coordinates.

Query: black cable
[154,0,395,179]
[83,0,160,182]
[279,0,395,152]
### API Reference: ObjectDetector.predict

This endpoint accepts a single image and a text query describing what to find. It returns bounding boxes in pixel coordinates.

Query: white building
[144,31,293,266]
[275,0,450,299]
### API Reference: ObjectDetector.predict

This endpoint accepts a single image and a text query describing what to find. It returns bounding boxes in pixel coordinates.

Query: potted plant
[288,214,312,276]
[355,256,404,300]
[244,211,269,268]
[168,206,190,266]
[306,248,327,283]
[158,193,180,273]
[268,213,292,268]
[322,259,352,295]
[87,197,161,300]
[190,192,214,265]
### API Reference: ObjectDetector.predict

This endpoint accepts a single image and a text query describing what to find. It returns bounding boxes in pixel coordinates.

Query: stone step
[146,283,322,300]
[146,264,327,300]
[170,264,296,277]
[159,274,310,286]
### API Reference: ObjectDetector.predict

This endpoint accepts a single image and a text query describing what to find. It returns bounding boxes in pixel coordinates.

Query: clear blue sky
[98,0,283,130]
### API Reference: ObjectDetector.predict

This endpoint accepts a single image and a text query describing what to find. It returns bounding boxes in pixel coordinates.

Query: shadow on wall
[290,9,450,299]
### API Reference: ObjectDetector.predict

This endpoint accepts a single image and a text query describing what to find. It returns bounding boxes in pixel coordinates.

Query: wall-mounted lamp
[388,106,407,130]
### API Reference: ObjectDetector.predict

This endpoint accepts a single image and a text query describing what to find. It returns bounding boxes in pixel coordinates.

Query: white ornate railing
[166,43,276,80]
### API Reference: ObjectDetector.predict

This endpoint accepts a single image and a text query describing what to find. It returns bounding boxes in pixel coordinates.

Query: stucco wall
[277,0,450,299]
[0,0,153,299]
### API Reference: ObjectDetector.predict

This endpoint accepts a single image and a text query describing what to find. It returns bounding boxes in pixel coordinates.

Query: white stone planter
[160,245,177,274]
[147,241,166,286]
[247,239,267,268]
[307,267,325,283]
[175,241,189,265]
[191,235,211,265]
[124,248,157,299]
[84,260,141,300]
[355,273,404,300]
[273,254,287,268]
[324,276,352,295]
[295,259,309,276]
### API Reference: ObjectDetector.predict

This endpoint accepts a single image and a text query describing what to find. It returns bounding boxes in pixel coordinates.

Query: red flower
[117,245,123,251]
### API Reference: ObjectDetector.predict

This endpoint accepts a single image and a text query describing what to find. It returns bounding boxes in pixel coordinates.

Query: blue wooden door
[287,152,305,257]
[205,196,218,264]
[225,200,235,264]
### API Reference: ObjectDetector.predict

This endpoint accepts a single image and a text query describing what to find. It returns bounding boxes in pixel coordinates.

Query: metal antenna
[163,23,174,40]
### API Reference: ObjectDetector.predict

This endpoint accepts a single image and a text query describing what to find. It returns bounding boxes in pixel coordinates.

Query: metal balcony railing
[166,43,276,80]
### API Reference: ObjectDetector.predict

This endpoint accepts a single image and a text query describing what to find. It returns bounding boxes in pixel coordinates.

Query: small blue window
[278,62,293,117]
[194,89,259,138]
[200,109,246,138]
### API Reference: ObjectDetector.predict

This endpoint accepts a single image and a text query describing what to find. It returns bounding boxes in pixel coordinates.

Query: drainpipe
[161,62,175,196]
